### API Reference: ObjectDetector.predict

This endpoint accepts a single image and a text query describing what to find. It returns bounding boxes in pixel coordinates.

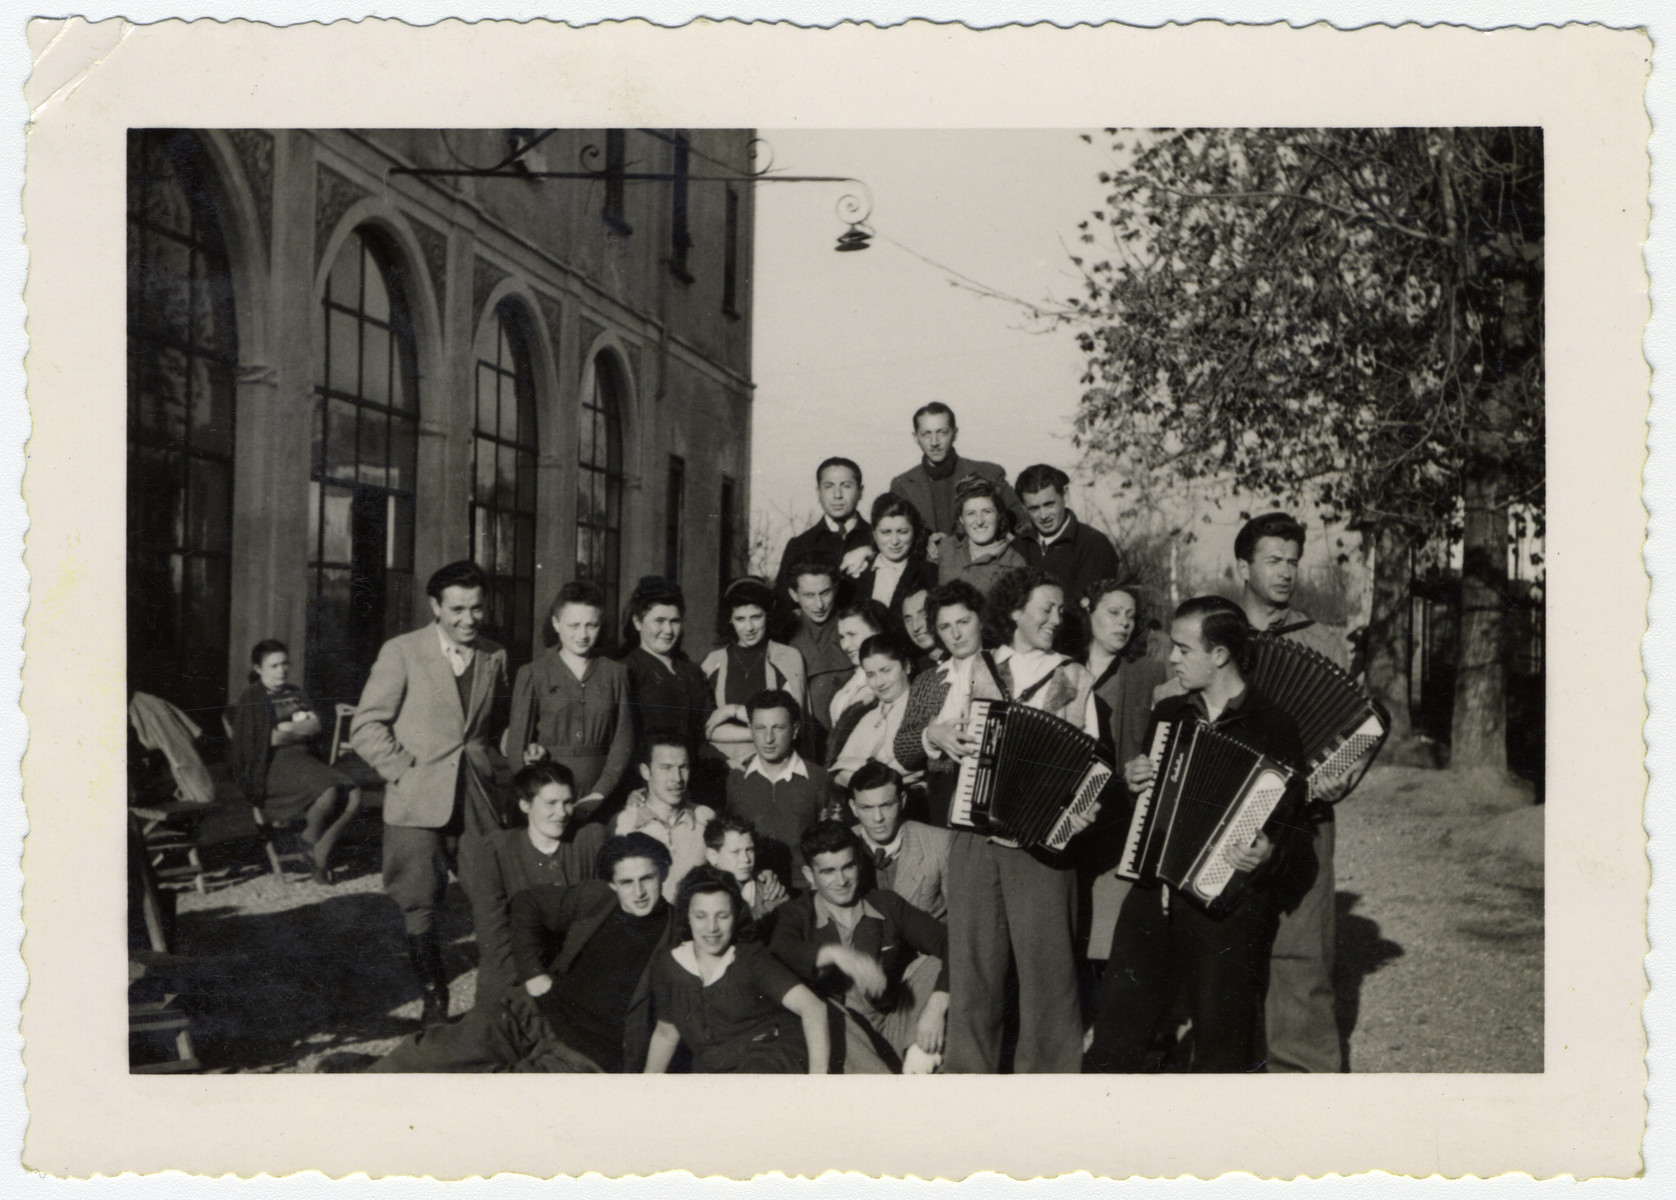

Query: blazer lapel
[417,626,459,715]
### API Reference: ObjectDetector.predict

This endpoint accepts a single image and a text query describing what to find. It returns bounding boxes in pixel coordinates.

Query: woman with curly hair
[937,477,1029,600]
[643,866,831,1073]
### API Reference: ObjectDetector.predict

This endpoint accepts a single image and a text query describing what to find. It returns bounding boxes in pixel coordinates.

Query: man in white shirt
[724,689,834,884]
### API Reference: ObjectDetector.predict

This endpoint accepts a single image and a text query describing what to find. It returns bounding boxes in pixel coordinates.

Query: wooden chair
[128,813,202,1073]
[328,703,357,764]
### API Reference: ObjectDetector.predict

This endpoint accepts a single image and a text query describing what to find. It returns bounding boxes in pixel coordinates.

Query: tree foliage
[1064,128,1544,771]
[1064,127,1543,540]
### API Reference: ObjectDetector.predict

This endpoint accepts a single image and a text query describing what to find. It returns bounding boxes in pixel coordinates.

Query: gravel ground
[160,763,1543,1073]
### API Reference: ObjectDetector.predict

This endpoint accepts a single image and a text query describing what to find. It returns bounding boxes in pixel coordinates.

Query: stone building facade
[127,128,755,718]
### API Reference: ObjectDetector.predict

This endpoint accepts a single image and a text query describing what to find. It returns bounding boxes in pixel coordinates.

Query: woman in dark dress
[1078,579,1170,968]
[227,639,363,884]
[643,866,830,1074]
[508,579,634,814]
[619,576,714,751]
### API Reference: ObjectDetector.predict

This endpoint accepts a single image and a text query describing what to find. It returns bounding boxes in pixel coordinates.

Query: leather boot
[405,932,450,1027]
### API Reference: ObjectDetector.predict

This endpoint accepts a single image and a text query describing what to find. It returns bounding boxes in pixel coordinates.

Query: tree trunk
[1450,455,1508,775]
[1363,522,1416,749]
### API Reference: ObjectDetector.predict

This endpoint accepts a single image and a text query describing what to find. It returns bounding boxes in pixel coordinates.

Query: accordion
[1245,635,1389,799]
[951,699,1115,852]
[1117,719,1297,911]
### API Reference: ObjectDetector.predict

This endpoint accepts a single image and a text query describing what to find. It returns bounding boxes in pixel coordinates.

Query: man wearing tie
[351,560,510,1026]
[848,760,953,1063]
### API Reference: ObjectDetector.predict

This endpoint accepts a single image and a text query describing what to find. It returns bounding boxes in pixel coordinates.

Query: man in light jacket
[351,559,510,1026]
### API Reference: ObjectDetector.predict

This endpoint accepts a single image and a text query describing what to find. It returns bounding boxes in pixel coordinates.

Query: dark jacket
[1144,687,1312,900]
[768,887,950,1013]
[888,455,1028,536]
[775,517,874,594]
[226,681,277,805]
[850,556,938,617]
[509,880,675,1073]
[1015,510,1122,601]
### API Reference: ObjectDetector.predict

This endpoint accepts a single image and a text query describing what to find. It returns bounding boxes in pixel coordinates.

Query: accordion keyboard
[950,698,997,829]
[1117,721,1173,878]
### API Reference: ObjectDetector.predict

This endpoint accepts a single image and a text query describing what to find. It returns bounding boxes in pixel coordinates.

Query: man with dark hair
[786,560,853,756]
[462,762,607,1008]
[611,733,715,903]
[770,820,951,1071]
[351,559,510,1026]
[724,688,831,884]
[1013,463,1122,603]
[507,832,679,1072]
[703,813,789,923]
[774,457,875,592]
[1233,510,1353,1075]
[367,832,672,1073]
[889,402,1026,561]
[1086,596,1308,1073]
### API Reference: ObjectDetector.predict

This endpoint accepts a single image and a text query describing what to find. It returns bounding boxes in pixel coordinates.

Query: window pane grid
[469,301,539,653]
[127,130,237,716]
[576,354,623,636]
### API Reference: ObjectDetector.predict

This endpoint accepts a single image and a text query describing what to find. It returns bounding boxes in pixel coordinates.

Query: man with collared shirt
[351,559,510,1026]
[774,456,875,593]
[1086,596,1308,1074]
[611,734,716,902]
[770,821,950,1072]
[888,401,1027,562]
[703,812,790,925]
[1012,464,1122,600]
[1234,511,1354,1075]
[724,689,831,886]
[785,561,854,758]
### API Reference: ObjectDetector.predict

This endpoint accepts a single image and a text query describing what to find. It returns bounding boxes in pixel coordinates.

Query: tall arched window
[577,353,624,636]
[307,228,420,706]
[127,130,238,718]
[471,300,538,656]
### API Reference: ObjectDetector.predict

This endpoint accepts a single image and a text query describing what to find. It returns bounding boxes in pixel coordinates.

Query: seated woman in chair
[227,639,363,884]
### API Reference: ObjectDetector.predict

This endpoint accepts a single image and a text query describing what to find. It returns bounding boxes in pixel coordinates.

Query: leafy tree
[1064,127,1543,775]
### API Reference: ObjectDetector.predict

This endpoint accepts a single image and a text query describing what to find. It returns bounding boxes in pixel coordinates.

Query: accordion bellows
[1244,635,1389,796]
[1118,720,1296,911]
[951,699,1115,852]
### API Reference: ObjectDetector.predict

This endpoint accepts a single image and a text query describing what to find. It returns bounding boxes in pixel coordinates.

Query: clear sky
[750,129,1110,553]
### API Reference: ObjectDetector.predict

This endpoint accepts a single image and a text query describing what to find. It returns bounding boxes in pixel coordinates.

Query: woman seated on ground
[701,577,808,768]
[226,639,363,884]
[938,477,1029,600]
[827,598,898,737]
[644,866,831,1074]
[852,493,938,619]
[508,580,634,817]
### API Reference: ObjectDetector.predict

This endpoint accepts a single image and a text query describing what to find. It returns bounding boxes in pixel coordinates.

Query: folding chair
[220,712,310,882]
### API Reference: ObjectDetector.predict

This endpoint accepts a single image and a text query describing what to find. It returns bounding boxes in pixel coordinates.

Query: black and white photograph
[123,123,1545,1078]
[20,16,1650,1181]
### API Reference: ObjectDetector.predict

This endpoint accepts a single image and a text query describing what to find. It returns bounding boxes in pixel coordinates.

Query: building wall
[128,128,755,714]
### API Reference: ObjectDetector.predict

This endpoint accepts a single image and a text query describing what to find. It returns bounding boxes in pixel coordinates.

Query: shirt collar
[742,752,810,783]
[860,827,905,862]
[813,892,884,928]
[671,942,736,977]
[1037,509,1077,547]
[436,624,475,662]
[824,514,858,537]
[633,792,699,829]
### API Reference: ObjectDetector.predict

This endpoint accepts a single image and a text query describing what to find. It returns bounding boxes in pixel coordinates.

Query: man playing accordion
[1085,595,1309,1074]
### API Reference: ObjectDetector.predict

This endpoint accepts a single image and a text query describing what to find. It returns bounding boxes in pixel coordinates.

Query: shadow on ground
[1332,890,1404,1071]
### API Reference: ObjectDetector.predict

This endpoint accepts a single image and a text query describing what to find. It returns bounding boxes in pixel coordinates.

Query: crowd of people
[228,401,1353,1074]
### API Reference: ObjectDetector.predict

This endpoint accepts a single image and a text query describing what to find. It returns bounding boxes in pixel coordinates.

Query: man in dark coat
[888,402,1026,561]
[774,456,874,593]
[1012,463,1123,600]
